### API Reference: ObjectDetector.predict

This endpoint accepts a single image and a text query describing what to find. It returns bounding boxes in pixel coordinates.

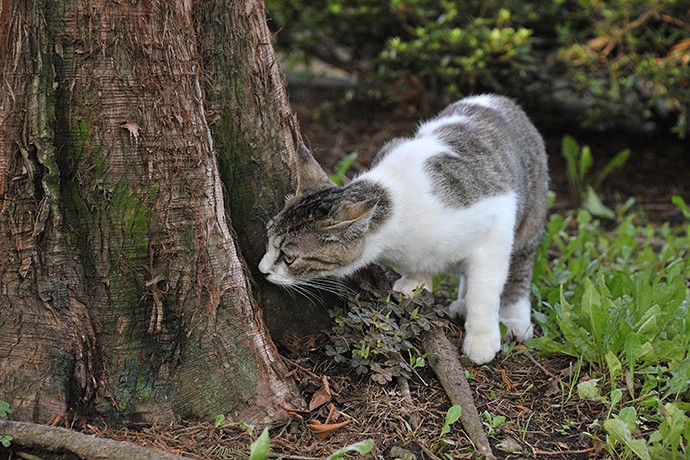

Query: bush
[266,0,689,136]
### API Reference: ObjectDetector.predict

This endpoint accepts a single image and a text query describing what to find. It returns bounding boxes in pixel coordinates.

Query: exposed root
[422,328,496,460]
[0,420,193,460]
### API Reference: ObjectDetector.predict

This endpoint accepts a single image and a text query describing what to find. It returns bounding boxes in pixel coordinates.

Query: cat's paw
[503,320,534,343]
[448,298,466,320]
[463,329,501,365]
[393,275,432,297]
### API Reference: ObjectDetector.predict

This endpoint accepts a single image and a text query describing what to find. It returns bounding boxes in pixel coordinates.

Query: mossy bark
[200,0,336,338]
[0,0,301,424]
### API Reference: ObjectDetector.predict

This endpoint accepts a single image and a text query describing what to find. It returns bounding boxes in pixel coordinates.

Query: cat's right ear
[295,144,336,197]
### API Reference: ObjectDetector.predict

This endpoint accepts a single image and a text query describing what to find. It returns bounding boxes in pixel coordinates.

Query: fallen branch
[0,420,192,460]
[422,328,496,460]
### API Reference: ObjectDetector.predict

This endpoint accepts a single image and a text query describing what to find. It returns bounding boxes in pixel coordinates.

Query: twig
[422,328,496,460]
[0,420,192,460]
[396,375,420,430]
[532,446,596,456]
[526,353,556,378]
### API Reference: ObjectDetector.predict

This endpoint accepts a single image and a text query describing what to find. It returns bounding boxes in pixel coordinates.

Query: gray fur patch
[422,97,547,229]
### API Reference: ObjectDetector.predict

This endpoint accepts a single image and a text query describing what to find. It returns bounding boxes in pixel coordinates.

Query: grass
[530,199,690,458]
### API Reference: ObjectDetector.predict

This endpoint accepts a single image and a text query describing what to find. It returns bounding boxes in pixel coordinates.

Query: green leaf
[579,145,593,181]
[584,187,615,219]
[578,378,604,402]
[562,135,580,193]
[441,405,462,436]
[604,418,651,460]
[671,195,690,219]
[249,427,271,460]
[617,406,638,434]
[326,439,374,460]
[605,351,622,383]
[595,148,630,187]
[581,277,606,346]
[0,435,12,448]
[213,414,225,428]
[624,333,641,372]
[329,152,359,185]
[0,401,11,417]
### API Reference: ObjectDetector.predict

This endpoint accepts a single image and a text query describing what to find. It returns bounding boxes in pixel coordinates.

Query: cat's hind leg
[500,244,538,342]
[393,273,434,297]
[448,274,466,319]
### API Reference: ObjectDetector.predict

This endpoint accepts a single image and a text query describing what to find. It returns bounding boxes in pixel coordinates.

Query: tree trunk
[200,1,335,337]
[0,0,302,424]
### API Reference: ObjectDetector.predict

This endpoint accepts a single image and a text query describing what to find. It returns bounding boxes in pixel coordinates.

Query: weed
[561,135,630,218]
[433,405,463,457]
[483,410,508,437]
[531,198,690,457]
[0,401,11,448]
[329,152,358,185]
[213,414,253,434]
[326,290,445,384]
[325,439,374,460]
[440,405,462,437]
[249,427,270,460]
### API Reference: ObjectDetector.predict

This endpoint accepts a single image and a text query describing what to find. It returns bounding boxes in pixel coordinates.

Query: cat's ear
[295,144,335,197]
[330,200,377,239]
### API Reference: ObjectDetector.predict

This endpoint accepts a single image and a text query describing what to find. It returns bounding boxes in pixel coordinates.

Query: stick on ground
[0,420,193,460]
[422,328,496,460]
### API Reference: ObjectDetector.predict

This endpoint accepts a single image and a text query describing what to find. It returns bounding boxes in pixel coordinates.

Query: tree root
[422,328,496,460]
[0,420,193,460]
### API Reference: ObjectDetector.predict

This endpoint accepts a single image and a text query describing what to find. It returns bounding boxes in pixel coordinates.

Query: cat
[259,95,548,364]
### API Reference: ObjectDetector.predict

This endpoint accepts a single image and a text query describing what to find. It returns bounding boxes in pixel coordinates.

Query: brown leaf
[308,377,333,411]
[306,420,351,441]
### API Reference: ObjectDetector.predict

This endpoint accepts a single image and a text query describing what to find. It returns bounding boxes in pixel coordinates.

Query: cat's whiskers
[305,277,354,299]
[286,282,327,307]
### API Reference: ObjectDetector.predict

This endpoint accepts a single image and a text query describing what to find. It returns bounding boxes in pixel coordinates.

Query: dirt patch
[84,336,599,459]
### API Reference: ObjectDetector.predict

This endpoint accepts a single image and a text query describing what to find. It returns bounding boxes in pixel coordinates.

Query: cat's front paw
[463,329,501,365]
[393,275,432,297]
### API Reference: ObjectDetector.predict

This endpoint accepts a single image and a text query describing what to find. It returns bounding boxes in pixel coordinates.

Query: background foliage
[266,0,689,136]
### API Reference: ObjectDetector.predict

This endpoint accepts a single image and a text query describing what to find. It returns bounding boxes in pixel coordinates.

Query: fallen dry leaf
[308,376,333,411]
[306,420,351,441]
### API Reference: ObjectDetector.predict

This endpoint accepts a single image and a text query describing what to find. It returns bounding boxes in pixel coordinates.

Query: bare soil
[3,86,687,460]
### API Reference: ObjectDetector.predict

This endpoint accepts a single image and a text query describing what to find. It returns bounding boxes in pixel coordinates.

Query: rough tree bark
[0,0,305,424]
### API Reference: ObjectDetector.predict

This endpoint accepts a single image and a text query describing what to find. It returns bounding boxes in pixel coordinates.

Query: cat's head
[259,146,381,286]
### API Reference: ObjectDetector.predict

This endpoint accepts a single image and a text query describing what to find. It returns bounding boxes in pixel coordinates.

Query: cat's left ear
[330,200,377,239]
[295,144,335,197]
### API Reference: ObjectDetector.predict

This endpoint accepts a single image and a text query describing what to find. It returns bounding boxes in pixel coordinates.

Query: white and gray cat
[259,95,548,364]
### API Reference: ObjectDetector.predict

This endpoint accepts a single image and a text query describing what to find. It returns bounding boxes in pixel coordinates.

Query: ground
[2,85,688,460]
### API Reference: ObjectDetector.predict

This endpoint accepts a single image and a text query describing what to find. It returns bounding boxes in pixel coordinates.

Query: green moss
[173,333,258,419]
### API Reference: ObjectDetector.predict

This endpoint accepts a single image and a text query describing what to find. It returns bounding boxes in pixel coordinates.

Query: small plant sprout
[0,401,12,448]
[441,405,462,437]
[325,439,374,460]
[434,405,463,456]
[0,401,11,417]
[249,427,270,460]
[329,152,359,185]
[483,410,507,436]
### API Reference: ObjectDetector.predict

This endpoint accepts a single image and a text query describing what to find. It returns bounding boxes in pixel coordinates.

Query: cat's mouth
[263,272,296,286]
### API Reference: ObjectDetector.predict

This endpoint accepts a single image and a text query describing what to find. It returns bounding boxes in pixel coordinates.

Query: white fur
[416,115,468,138]
[459,94,503,110]
[349,133,518,365]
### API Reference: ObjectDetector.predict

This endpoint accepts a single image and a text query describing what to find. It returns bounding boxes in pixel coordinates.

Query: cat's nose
[258,256,271,275]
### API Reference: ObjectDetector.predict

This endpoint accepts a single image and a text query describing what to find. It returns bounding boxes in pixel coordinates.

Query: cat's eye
[282,253,296,265]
